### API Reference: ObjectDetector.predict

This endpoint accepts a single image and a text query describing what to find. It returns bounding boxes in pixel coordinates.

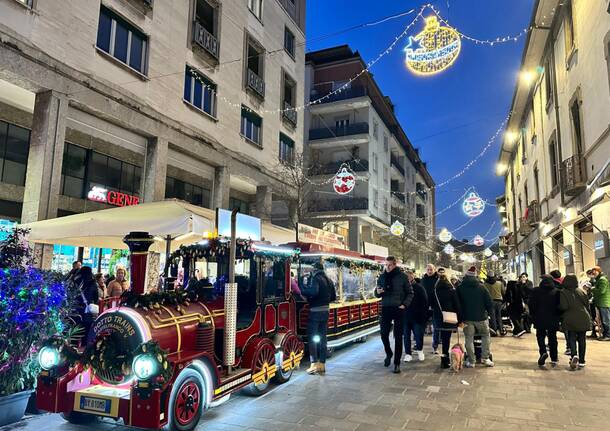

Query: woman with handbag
[432,272,462,369]
[78,266,100,344]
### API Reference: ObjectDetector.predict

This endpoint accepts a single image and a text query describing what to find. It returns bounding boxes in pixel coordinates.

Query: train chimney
[123,231,155,295]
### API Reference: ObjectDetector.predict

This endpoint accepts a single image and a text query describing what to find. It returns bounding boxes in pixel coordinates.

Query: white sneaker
[404,354,413,362]
[483,358,495,367]
[416,350,425,361]
[464,361,475,368]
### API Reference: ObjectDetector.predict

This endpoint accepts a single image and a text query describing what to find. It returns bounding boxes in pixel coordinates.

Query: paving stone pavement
[4,332,610,431]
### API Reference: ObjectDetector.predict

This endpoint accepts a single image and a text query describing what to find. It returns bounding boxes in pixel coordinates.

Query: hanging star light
[443,244,454,254]
[473,235,485,247]
[404,16,461,76]
[333,166,356,195]
[462,192,486,218]
[390,220,405,236]
[438,228,452,243]
[484,248,493,257]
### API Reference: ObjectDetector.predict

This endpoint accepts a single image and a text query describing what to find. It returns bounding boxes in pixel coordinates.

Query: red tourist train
[35,233,383,430]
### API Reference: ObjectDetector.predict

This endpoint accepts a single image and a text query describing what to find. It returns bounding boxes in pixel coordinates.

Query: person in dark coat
[529,275,561,367]
[505,280,525,336]
[77,266,100,344]
[376,256,414,373]
[559,274,592,370]
[403,271,428,363]
[430,274,462,369]
[421,264,440,354]
[518,273,535,332]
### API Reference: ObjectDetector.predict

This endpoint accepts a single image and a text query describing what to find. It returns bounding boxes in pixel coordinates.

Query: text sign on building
[216,208,262,240]
[296,223,347,249]
[87,186,140,207]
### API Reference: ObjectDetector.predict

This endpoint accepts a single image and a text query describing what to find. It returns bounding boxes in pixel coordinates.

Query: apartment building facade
[0,0,305,266]
[497,0,610,280]
[304,46,435,260]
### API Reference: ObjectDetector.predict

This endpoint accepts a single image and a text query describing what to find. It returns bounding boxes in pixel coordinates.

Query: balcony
[310,159,369,175]
[561,155,587,196]
[310,86,368,105]
[247,68,265,99]
[309,122,369,141]
[523,200,541,227]
[391,191,406,204]
[309,197,369,213]
[193,21,219,60]
[282,101,297,126]
[390,154,405,176]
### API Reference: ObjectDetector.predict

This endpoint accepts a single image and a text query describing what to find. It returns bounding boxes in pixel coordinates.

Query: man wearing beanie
[457,266,494,367]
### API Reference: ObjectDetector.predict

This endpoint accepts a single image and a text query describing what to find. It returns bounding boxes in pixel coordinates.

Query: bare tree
[273,151,314,229]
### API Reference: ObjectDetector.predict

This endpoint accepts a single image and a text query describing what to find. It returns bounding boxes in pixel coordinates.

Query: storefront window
[0,121,30,186]
[0,219,17,241]
[165,176,211,208]
[229,197,250,214]
[86,150,140,196]
[61,143,87,198]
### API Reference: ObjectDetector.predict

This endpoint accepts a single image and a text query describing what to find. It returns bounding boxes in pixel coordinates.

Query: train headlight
[38,346,60,370]
[133,354,158,380]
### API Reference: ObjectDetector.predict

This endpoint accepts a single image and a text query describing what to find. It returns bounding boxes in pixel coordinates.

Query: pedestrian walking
[456,266,494,368]
[376,256,414,373]
[431,273,462,369]
[421,263,440,354]
[484,272,505,336]
[529,275,561,367]
[590,266,610,341]
[403,271,428,363]
[505,280,525,336]
[302,262,337,375]
[559,274,592,370]
[518,273,535,332]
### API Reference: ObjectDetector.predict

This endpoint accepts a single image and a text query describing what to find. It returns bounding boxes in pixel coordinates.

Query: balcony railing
[309,197,369,212]
[282,101,297,126]
[247,68,265,99]
[193,21,219,60]
[391,191,406,204]
[523,200,541,227]
[561,155,587,196]
[310,159,369,175]
[310,86,368,105]
[309,122,369,141]
[390,154,405,176]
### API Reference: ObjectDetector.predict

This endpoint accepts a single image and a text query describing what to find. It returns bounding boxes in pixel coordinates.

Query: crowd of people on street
[369,258,610,373]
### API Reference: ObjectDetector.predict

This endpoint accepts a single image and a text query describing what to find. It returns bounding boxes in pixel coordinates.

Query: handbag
[81,290,100,315]
[435,287,458,324]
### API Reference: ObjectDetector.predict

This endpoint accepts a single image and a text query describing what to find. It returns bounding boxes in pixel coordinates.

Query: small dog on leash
[450,343,465,371]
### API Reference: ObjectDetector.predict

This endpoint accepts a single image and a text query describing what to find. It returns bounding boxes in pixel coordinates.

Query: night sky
[306,0,534,244]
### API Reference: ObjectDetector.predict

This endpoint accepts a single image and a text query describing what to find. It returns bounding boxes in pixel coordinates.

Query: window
[570,98,584,156]
[245,38,265,98]
[279,133,294,163]
[383,197,388,214]
[284,26,295,57]
[96,6,148,74]
[165,176,210,208]
[335,117,349,129]
[193,0,219,59]
[0,121,30,186]
[383,134,389,152]
[61,143,87,198]
[229,197,249,214]
[13,0,32,7]
[241,106,262,146]
[383,166,389,184]
[282,72,297,125]
[372,154,378,172]
[86,151,141,196]
[195,0,216,35]
[524,183,529,207]
[184,66,217,117]
[533,167,540,202]
[544,58,554,107]
[373,121,379,139]
[549,140,559,188]
[373,188,378,207]
[248,0,262,20]
[564,1,576,57]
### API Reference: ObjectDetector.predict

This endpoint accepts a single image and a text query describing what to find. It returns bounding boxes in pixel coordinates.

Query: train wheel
[246,342,276,396]
[166,369,205,431]
[275,334,304,384]
[61,411,98,424]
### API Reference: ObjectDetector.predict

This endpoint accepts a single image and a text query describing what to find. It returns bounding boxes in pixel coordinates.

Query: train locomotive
[35,232,304,431]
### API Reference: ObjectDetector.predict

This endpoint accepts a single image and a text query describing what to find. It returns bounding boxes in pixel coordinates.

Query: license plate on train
[79,396,112,414]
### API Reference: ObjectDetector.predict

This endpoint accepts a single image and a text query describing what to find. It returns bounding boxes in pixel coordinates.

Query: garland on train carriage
[169,238,253,263]
[322,256,383,272]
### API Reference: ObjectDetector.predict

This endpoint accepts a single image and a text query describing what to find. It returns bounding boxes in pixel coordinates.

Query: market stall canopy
[19,200,215,251]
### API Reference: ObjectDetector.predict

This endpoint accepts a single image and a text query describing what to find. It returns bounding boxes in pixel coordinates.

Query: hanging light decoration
[483,248,493,257]
[499,250,505,258]
[404,16,461,76]
[333,166,356,195]
[438,228,452,243]
[462,192,486,218]
[473,235,485,247]
[390,220,405,236]
[443,244,454,254]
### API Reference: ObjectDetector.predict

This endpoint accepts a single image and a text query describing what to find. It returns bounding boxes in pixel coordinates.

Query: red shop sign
[88,186,140,207]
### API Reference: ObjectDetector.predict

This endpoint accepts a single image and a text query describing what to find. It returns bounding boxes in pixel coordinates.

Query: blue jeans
[308,309,329,363]
[403,318,424,354]
[490,301,503,333]
[599,307,610,338]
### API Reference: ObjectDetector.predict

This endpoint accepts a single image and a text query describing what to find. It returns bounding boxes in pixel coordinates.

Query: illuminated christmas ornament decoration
[484,248,493,257]
[438,228,452,243]
[462,192,486,218]
[443,244,454,255]
[473,235,485,247]
[333,167,356,195]
[404,16,461,76]
[390,220,405,236]
[491,254,499,262]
